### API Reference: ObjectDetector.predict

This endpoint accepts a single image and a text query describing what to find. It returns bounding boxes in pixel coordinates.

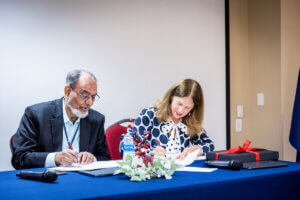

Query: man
[12,69,110,169]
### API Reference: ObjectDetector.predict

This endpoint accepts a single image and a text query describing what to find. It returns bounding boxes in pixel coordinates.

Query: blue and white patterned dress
[132,107,214,155]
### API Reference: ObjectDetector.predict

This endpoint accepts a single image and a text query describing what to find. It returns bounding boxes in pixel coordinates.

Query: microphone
[204,160,242,170]
[16,170,58,182]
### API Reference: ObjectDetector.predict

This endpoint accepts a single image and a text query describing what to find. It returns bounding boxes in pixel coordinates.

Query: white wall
[0,0,226,171]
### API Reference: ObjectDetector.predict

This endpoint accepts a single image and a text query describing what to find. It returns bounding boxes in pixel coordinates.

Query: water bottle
[123,132,135,160]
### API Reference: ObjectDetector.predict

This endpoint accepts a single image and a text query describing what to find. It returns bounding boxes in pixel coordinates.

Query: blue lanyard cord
[63,123,80,146]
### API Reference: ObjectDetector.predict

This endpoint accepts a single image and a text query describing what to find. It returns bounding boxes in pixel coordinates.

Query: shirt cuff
[94,156,97,162]
[45,152,57,167]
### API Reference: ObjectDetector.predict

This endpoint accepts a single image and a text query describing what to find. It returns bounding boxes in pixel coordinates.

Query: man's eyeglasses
[73,90,100,102]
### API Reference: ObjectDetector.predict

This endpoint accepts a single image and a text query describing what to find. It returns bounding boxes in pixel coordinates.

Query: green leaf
[125,155,133,163]
[164,174,172,179]
[131,176,142,181]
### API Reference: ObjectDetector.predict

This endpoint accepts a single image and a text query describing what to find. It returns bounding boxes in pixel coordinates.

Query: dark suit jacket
[12,98,110,169]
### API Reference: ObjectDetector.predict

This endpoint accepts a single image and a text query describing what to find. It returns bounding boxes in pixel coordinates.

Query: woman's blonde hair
[155,79,204,136]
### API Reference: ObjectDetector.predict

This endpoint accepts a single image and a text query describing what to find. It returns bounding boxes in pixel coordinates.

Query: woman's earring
[188,112,191,116]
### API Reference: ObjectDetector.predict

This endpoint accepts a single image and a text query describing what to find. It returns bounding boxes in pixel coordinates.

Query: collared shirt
[44,99,80,167]
[61,99,80,152]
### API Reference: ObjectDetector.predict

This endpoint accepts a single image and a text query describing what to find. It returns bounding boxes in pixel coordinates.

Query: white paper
[195,155,206,160]
[173,148,200,166]
[49,160,120,171]
[176,166,217,172]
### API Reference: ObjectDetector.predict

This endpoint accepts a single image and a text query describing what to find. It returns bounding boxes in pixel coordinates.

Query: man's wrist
[45,152,58,167]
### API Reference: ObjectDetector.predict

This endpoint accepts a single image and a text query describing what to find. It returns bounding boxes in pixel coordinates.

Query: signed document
[167,148,201,166]
[176,166,217,172]
[50,160,120,171]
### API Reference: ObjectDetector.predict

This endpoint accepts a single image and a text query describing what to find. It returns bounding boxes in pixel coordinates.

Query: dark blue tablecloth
[1,160,300,200]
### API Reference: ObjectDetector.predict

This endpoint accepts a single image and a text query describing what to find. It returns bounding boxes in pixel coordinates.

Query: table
[1,160,300,200]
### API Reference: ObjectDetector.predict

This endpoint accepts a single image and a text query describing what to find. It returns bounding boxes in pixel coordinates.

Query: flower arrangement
[115,154,180,181]
[115,126,181,181]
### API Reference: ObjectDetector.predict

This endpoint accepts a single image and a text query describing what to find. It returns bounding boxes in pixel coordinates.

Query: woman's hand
[153,146,167,156]
[176,146,202,160]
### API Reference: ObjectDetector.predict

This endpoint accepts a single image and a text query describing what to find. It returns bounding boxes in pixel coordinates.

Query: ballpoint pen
[68,142,73,150]
[68,142,79,155]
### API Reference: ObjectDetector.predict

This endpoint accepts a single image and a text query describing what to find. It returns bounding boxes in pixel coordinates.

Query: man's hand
[55,149,78,166]
[176,146,202,160]
[77,151,95,165]
[153,146,166,156]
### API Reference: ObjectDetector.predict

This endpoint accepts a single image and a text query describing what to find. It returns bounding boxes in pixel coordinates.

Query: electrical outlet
[237,105,243,118]
[236,119,242,132]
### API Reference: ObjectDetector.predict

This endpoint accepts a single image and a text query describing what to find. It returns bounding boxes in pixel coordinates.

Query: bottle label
[123,144,135,152]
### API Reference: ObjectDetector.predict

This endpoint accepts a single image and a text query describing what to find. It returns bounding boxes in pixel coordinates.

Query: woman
[130,79,214,159]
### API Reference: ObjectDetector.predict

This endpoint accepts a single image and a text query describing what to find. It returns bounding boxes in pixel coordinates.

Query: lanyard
[63,122,80,149]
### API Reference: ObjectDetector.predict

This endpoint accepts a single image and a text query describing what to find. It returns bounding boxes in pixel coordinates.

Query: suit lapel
[50,98,64,152]
[50,97,91,152]
[80,117,91,152]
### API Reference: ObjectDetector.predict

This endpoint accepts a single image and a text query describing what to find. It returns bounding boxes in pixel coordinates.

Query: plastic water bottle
[123,133,135,160]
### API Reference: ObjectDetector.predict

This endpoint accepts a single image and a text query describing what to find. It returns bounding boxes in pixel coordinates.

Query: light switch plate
[257,93,264,106]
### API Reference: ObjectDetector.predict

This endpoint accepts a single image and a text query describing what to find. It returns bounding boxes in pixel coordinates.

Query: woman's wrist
[190,145,202,155]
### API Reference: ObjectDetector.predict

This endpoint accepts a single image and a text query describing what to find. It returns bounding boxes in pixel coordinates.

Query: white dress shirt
[44,99,80,167]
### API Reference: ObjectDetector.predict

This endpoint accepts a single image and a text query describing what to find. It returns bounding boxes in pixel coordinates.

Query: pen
[154,139,167,156]
[68,142,79,164]
[68,142,73,150]
[68,142,79,156]
[155,139,161,147]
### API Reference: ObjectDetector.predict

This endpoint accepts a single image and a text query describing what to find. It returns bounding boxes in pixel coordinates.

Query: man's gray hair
[66,69,97,89]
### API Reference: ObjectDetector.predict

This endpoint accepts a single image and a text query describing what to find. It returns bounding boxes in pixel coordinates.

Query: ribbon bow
[164,118,186,137]
[216,140,263,161]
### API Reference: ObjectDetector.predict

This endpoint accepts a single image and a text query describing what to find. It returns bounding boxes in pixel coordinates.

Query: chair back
[105,118,134,160]
[10,135,15,154]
